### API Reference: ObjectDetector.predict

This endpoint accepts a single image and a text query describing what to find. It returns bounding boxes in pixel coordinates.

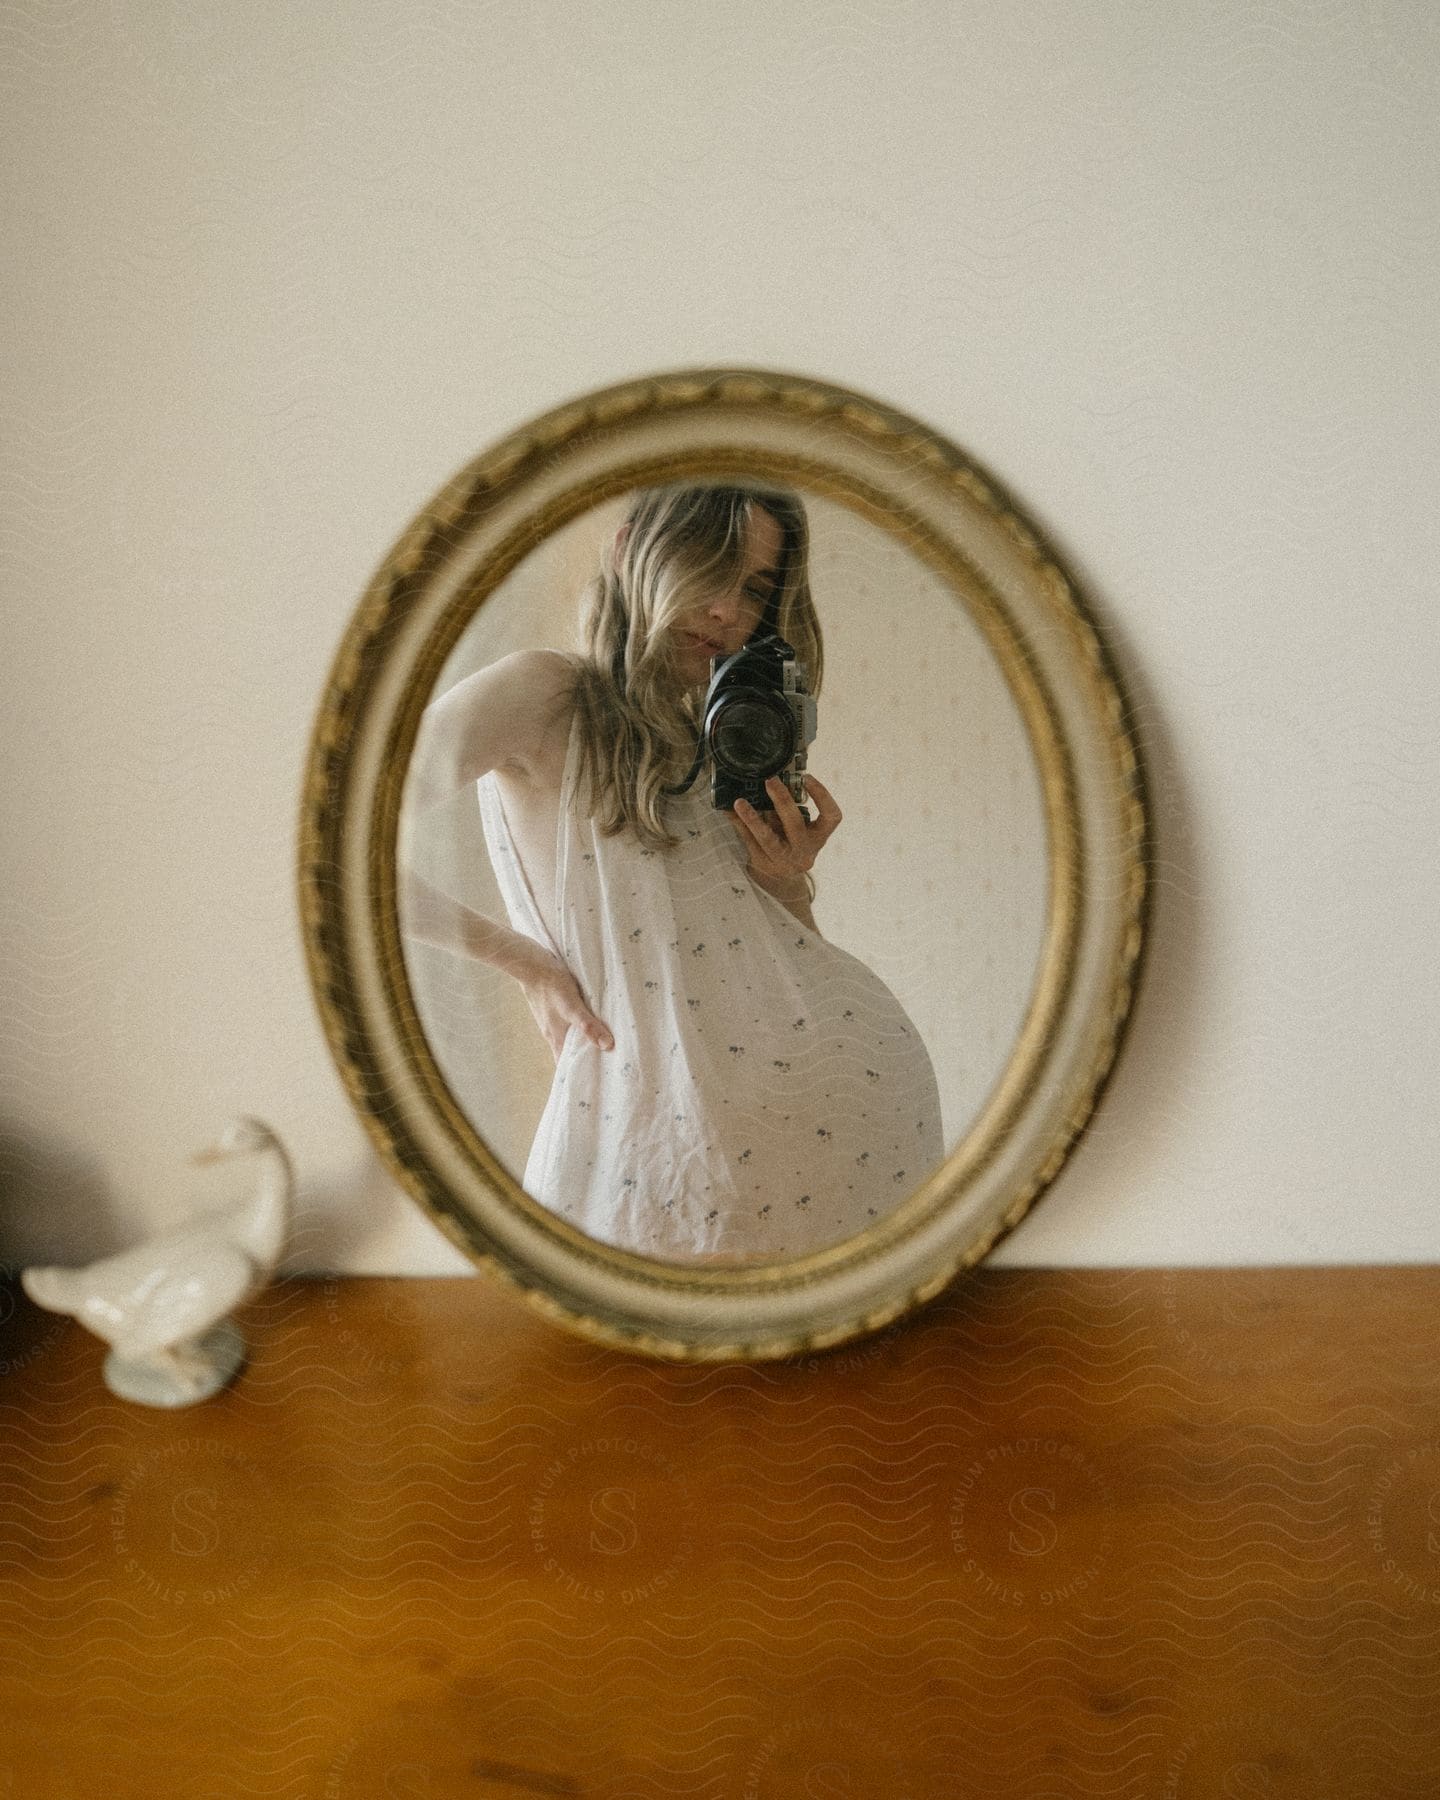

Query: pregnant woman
[403,483,943,1262]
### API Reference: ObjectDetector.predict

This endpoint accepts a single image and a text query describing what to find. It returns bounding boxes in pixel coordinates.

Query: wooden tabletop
[2,1266,1437,1797]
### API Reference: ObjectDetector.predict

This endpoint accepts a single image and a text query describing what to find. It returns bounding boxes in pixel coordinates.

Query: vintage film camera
[702,630,818,815]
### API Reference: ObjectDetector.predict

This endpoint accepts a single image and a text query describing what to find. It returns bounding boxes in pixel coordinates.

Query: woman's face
[668,505,784,687]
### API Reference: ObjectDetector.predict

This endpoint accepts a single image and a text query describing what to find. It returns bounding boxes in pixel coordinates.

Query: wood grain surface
[2,1267,1436,1797]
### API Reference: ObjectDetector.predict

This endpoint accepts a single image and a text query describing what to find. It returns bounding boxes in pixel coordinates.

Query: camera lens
[710,694,794,777]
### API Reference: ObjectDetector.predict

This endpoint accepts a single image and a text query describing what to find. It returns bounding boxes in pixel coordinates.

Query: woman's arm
[400,866,615,1058]
[397,650,615,1063]
[729,773,840,938]
[403,648,574,828]
[399,866,554,977]
[749,869,820,936]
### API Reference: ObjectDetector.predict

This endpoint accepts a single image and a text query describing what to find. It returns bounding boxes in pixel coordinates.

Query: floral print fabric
[477,711,943,1261]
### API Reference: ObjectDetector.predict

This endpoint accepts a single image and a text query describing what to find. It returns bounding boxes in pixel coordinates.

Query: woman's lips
[685,632,723,653]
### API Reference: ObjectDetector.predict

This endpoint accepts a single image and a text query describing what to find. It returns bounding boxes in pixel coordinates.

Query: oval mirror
[299,369,1149,1360]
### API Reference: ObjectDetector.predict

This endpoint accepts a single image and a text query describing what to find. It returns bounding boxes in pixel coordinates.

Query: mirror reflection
[398,482,1047,1265]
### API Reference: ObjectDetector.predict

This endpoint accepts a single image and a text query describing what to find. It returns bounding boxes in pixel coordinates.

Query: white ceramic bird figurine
[21,1115,293,1408]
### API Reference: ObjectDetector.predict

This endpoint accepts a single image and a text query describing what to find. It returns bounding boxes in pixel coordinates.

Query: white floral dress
[477,710,943,1261]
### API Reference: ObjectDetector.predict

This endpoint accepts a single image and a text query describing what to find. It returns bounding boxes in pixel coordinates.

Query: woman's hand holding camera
[728,773,841,897]
[514,942,615,1064]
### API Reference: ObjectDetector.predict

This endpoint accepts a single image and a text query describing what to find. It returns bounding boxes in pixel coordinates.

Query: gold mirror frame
[298,368,1150,1361]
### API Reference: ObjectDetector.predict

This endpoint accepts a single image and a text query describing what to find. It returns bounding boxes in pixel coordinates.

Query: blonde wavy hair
[559,483,823,852]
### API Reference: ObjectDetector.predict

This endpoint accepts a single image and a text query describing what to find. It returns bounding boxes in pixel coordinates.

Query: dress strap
[551,706,585,966]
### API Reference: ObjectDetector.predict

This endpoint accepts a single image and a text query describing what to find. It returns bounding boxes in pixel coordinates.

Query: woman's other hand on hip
[513,943,615,1064]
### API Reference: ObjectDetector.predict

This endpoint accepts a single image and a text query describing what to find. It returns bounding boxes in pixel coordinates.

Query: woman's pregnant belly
[532,902,945,1257]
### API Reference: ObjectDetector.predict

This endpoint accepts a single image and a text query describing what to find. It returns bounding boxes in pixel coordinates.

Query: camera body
[701,630,818,814]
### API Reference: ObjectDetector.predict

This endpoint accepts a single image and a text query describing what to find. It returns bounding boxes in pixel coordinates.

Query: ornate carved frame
[298,368,1150,1361]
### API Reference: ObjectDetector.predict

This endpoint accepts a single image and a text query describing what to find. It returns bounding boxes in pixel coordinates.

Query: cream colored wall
[3,5,1436,1271]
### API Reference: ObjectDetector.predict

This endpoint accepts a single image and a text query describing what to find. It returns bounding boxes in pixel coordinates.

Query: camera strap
[661,730,705,796]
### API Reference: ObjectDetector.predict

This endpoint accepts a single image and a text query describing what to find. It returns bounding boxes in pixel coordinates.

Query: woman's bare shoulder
[489,647,578,707]
[512,646,578,678]
[415,648,580,801]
